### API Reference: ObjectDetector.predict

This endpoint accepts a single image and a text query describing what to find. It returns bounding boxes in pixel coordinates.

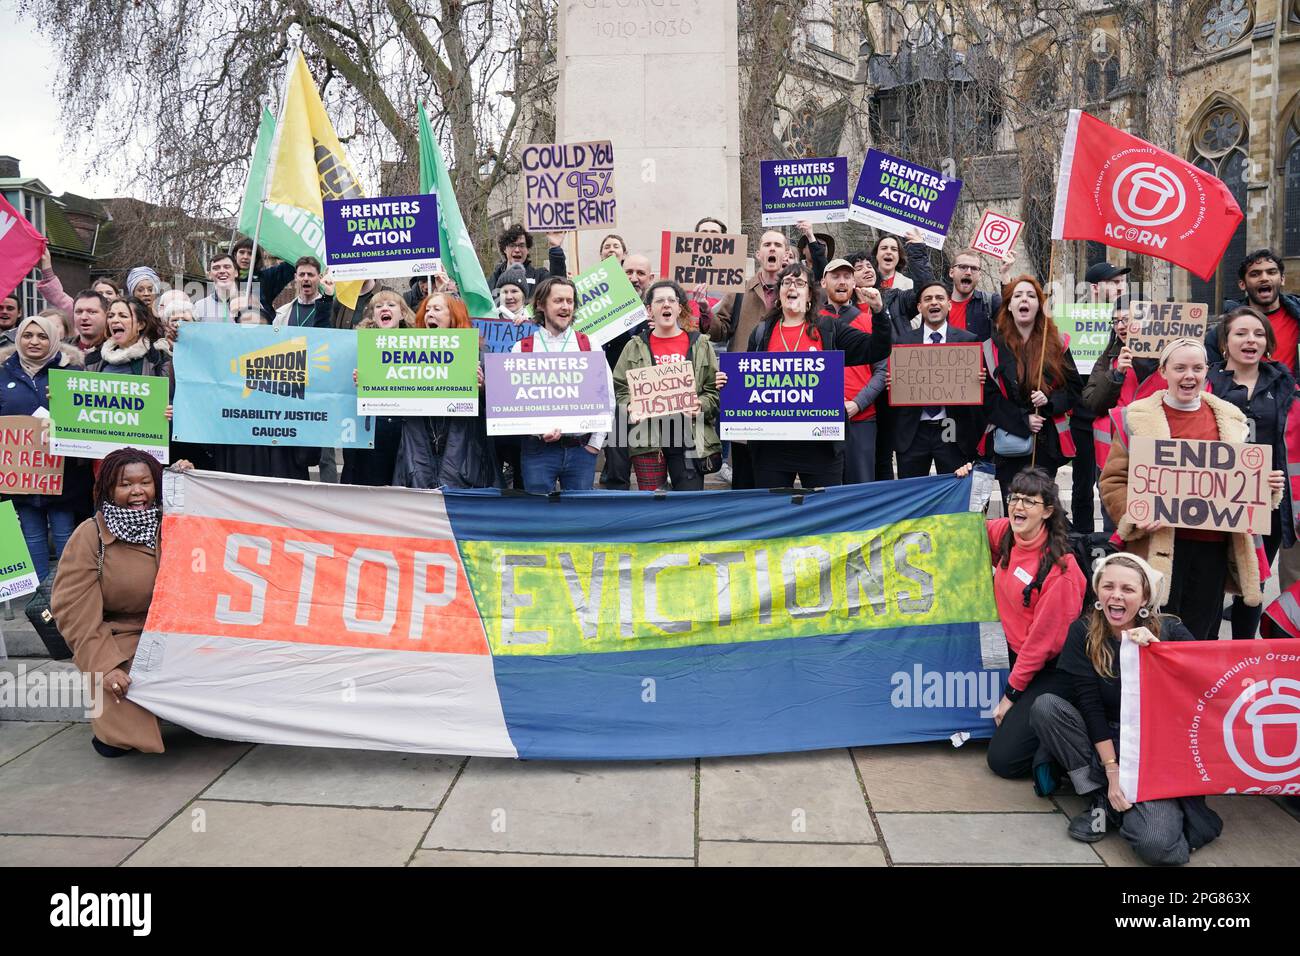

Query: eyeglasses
[649,297,679,307]
[780,277,809,289]
[953,264,981,272]
[1008,495,1044,508]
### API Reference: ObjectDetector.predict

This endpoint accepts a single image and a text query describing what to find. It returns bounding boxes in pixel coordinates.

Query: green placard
[48,370,170,463]
[1056,303,1114,375]
[356,328,480,416]
[0,500,38,599]
[572,255,648,348]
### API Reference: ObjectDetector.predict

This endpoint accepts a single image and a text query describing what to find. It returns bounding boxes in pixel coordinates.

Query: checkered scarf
[100,503,161,546]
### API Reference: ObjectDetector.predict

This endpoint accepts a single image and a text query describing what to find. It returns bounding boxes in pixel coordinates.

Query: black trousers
[895,421,967,479]
[987,661,1072,780]
[1231,515,1281,639]
[665,451,704,491]
[752,459,844,490]
[843,419,877,484]
[1069,417,1097,534]
[1166,536,1230,641]
[729,442,755,490]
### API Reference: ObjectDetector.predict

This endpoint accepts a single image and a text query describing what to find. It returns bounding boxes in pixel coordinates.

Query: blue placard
[759,157,849,226]
[848,148,962,249]
[718,351,845,441]
[173,324,374,448]
[472,317,533,353]
[323,193,441,281]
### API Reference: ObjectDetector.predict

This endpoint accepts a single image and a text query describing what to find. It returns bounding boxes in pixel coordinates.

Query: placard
[0,500,38,600]
[323,194,441,281]
[484,352,613,436]
[521,141,616,233]
[356,328,479,416]
[888,343,983,406]
[1125,436,1271,535]
[572,255,649,347]
[718,352,845,441]
[759,157,850,226]
[971,210,1024,259]
[473,317,532,353]
[848,148,962,249]
[660,231,749,294]
[0,415,63,495]
[627,362,699,420]
[1126,301,1210,358]
[1056,303,1114,375]
[48,370,170,463]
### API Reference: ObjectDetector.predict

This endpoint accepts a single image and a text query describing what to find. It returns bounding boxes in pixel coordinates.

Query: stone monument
[556,0,741,270]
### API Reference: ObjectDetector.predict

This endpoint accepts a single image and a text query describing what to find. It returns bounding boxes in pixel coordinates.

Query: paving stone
[854,740,1052,813]
[1056,794,1300,867]
[410,850,692,867]
[124,801,431,866]
[0,723,249,838]
[0,720,69,765]
[0,834,141,867]
[0,659,92,721]
[700,750,876,843]
[425,758,695,859]
[699,841,887,867]
[878,812,1101,864]
[204,744,462,809]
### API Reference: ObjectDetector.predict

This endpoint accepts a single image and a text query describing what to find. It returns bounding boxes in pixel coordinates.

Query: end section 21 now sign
[324,194,441,281]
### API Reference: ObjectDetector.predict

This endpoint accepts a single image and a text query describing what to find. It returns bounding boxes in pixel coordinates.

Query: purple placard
[759,157,849,226]
[323,193,441,281]
[473,318,532,353]
[848,149,962,250]
[719,351,845,441]
[484,351,613,436]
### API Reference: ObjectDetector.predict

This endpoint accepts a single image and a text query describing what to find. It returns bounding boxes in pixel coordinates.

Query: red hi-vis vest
[978,338,1076,457]
[1263,581,1300,639]
[520,330,593,352]
[1093,365,1168,469]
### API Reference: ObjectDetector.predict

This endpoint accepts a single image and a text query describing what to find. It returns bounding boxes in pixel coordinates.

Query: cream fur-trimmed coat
[1098,389,1277,607]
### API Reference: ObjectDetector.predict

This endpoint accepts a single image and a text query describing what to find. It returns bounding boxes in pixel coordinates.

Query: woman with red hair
[986,275,1083,501]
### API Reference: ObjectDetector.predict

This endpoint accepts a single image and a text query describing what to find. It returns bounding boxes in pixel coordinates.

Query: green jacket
[612,330,722,459]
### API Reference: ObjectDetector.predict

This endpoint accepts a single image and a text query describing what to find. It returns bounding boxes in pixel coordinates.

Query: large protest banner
[473,318,531,353]
[1126,301,1210,358]
[760,158,849,226]
[356,328,479,416]
[48,370,170,463]
[571,255,648,347]
[173,324,373,448]
[323,194,441,281]
[483,352,613,436]
[719,352,845,440]
[849,149,962,249]
[1056,304,1113,375]
[521,141,616,233]
[888,344,983,406]
[0,501,38,600]
[0,416,62,495]
[1125,436,1271,535]
[128,470,1002,758]
[660,231,749,294]
[1120,638,1300,800]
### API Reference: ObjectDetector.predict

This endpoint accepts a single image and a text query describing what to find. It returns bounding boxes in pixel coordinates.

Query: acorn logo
[232,337,329,400]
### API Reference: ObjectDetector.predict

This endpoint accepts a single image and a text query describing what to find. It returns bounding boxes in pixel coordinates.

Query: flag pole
[1030,241,1058,467]
[245,44,300,306]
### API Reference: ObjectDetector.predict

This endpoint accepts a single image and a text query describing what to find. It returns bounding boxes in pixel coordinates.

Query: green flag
[238,107,328,267]
[418,103,495,317]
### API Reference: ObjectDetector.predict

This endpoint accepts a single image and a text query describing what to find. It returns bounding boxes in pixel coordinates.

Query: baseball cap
[1085,262,1131,284]
[824,258,854,273]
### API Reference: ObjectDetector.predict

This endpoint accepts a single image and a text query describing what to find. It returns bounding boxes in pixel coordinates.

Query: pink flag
[0,193,47,301]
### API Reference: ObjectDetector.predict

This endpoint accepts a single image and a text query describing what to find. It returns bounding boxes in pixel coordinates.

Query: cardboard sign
[483,351,613,436]
[48,370,171,463]
[888,343,983,407]
[1056,303,1114,375]
[660,232,749,294]
[1126,302,1210,358]
[323,194,441,281]
[356,328,479,416]
[0,500,38,599]
[759,158,849,226]
[848,148,962,249]
[521,141,616,233]
[572,255,648,348]
[0,415,63,495]
[971,210,1024,259]
[718,352,845,440]
[627,362,699,420]
[473,317,532,353]
[1125,436,1271,535]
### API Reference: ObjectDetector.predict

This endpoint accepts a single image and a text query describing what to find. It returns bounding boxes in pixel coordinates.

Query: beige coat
[1098,390,1275,607]
[51,514,163,752]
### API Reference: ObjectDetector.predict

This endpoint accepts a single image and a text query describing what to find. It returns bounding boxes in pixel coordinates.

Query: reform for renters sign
[760,158,849,226]
[660,232,749,294]
[48,370,170,463]
[719,352,845,440]
[849,148,962,249]
[356,328,479,416]
[323,194,441,281]
[521,141,616,233]
[571,255,648,348]
[484,352,613,436]
[1125,436,1272,535]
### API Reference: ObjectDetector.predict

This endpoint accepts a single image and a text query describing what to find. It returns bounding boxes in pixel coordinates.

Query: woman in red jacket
[960,463,1087,778]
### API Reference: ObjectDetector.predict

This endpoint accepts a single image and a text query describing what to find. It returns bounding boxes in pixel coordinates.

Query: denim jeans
[521,438,598,493]
[14,499,76,582]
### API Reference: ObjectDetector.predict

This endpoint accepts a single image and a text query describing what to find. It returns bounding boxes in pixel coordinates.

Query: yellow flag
[266,50,364,310]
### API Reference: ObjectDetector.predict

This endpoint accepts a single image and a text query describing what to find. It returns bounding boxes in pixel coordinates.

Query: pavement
[2,464,1298,867]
